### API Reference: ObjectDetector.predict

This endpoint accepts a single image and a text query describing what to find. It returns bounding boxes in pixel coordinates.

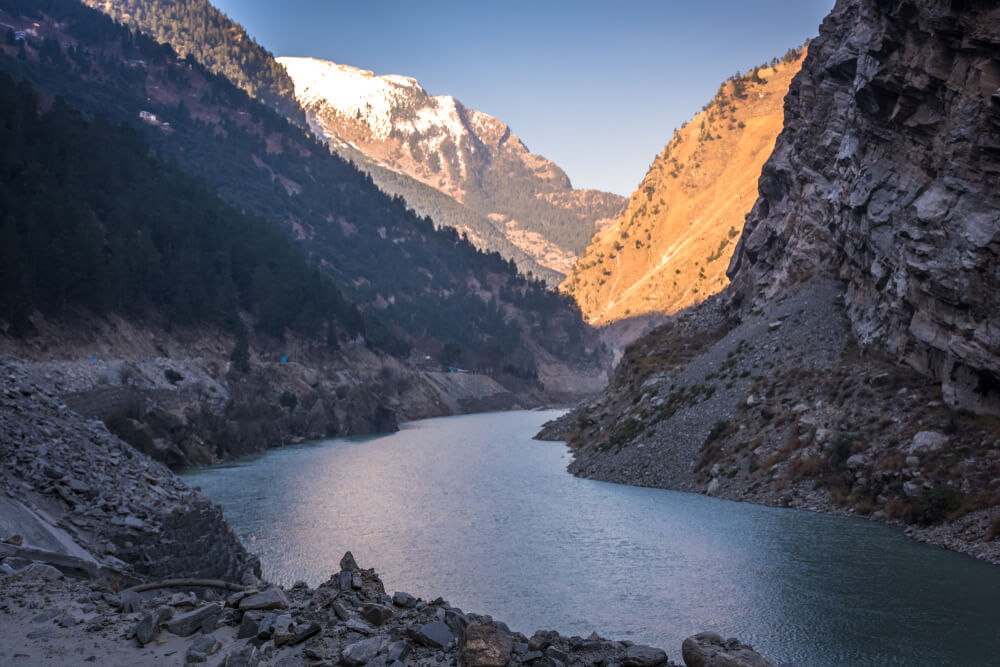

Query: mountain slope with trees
[0,69,380,350]
[80,0,302,122]
[0,0,606,392]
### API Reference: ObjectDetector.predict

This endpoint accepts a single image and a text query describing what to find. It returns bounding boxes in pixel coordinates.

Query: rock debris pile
[0,551,777,667]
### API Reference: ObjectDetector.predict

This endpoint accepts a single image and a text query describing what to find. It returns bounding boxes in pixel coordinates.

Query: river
[180,410,1000,666]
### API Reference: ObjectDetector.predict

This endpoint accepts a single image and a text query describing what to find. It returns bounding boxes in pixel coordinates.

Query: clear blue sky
[212,0,834,196]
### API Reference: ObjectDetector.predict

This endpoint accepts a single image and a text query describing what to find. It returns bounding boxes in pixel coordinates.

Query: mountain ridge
[2,0,608,402]
[278,55,625,278]
[563,48,806,324]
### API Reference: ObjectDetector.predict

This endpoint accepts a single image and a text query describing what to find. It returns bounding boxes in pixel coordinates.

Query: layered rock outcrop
[727,0,1000,413]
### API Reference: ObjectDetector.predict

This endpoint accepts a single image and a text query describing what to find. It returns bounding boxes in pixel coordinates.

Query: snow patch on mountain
[278,56,472,164]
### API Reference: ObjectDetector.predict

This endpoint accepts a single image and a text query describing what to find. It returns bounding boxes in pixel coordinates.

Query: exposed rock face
[727,0,1000,414]
[564,51,805,325]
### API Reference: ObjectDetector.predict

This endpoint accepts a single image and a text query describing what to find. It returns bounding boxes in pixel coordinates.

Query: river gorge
[181,410,1000,666]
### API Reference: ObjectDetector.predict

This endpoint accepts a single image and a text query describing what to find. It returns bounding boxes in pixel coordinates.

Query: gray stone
[444,608,469,636]
[412,620,454,649]
[845,454,867,470]
[32,607,63,623]
[56,612,78,627]
[224,643,259,667]
[342,636,383,666]
[271,614,294,646]
[461,624,514,667]
[255,612,279,638]
[119,590,142,614]
[168,592,197,607]
[164,603,221,636]
[909,431,948,454]
[135,605,174,646]
[239,588,289,611]
[290,621,321,645]
[361,603,394,626]
[338,571,354,591]
[340,551,359,571]
[27,628,60,640]
[547,647,569,662]
[521,651,544,663]
[622,644,668,667]
[386,640,410,663]
[392,591,417,608]
[237,612,262,639]
[345,617,373,634]
[331,600,350,621]
[17,563,63,582]
[680,632,772,667]
[226,590,249,608]
[189,633,222,657]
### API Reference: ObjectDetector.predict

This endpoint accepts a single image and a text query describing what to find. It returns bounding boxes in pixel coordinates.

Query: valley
[1,0,999,665]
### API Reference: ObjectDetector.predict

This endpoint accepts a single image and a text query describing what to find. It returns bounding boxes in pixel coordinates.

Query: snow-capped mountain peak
[277,55,625,275]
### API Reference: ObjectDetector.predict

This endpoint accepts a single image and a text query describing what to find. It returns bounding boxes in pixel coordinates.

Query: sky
[212,0,834,196]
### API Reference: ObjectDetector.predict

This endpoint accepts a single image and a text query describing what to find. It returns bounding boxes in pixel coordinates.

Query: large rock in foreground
[681,632,773,667]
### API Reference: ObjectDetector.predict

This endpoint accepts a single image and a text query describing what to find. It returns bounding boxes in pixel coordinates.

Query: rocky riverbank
[0,550,775,667]
[0,351,777,666]
[539,280,1000,565]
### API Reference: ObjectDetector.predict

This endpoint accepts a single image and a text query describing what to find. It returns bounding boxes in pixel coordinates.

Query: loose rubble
[0,550,777,667]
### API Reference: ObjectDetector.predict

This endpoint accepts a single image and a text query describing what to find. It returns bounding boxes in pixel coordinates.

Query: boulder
[340,551,360,571]
[237,612,262,639]
[412,620,454,649]
[386,640,410,663]
[361,603,394,626]
[908,431,948,454]
[342,636,383,666]
[681,632,772,667]
[461,624,514,667]
[135,605,174,646]
[445,608,470,636]
[164,603,221,636]
[622,644,668,667]
[224,643,259,667]
[16,563,63,582]
[239,587,289,611]
[187,634,222,662]
[290,621,321,645]
[119,589,142,614]
[392,591,417,608]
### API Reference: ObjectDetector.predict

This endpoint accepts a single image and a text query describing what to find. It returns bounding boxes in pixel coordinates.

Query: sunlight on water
[181,410,1000,666]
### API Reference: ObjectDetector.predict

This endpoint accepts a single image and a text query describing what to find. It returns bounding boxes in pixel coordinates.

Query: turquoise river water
[180,410,1000,666]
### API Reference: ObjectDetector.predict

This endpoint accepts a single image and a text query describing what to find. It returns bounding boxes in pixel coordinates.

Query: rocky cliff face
[563,51,805,324]
[727,0,1000,414]
[278,57,624,275]
[540,0,1000,561]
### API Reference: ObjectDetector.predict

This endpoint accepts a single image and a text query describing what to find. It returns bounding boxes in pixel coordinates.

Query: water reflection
[182,410,1000,666]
